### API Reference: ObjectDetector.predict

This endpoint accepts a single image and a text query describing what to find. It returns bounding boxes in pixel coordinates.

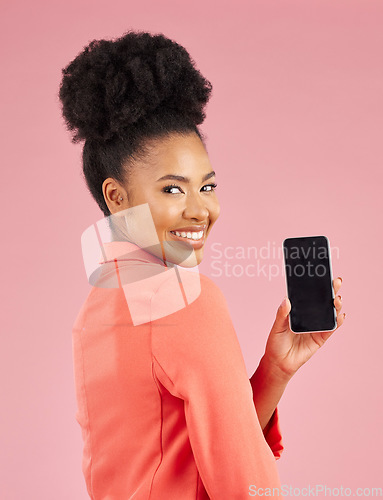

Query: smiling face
[103,132,220,267]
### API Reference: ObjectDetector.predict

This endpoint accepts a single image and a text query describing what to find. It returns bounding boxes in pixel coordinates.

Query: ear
[103,178,128,214]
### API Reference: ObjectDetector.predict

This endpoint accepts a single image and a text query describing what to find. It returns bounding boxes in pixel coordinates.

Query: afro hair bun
[58,30,213,143]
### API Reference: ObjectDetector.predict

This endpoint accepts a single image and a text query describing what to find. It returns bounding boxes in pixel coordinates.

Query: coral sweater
[72,240,283,499]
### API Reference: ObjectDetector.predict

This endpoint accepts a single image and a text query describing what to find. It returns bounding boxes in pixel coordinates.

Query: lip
[170,225,207,232]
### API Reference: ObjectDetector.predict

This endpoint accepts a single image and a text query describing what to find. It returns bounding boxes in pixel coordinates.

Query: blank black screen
[283,236,336,333]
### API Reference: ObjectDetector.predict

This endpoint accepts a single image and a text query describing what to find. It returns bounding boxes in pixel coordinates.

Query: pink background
[1,0,382,498]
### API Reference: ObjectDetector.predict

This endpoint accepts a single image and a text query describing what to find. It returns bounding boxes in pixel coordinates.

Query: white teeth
[172,230,204,240]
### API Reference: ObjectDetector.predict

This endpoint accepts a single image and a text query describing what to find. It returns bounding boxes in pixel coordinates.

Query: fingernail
[337,276,343,282]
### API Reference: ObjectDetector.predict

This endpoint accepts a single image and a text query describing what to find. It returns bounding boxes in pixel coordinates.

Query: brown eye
[202,183,217,192]
[162,184,183,194]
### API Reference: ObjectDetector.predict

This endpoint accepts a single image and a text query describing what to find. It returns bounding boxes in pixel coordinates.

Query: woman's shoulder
[150,267,228,320]
[149,268,237,344]
[150,269,245,393]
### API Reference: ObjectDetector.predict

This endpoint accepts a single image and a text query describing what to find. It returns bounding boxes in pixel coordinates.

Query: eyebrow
[156,171,216,183]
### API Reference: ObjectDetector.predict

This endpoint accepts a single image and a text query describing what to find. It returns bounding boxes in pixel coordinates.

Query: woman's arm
[151,273,282,497]
[250,354,291,431]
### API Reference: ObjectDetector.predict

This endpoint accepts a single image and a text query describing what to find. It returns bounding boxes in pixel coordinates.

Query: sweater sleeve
[261,407,283,460]
[150,272,283,499]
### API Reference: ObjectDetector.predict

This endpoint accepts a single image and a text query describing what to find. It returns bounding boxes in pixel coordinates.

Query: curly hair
[58,29,213,217]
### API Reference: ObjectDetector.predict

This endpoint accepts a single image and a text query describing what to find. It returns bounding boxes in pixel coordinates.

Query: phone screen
[283,236,337,333]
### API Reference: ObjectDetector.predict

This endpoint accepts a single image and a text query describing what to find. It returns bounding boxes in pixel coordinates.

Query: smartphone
[282,236,337,334]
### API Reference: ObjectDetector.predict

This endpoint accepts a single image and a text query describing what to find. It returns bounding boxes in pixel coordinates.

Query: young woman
[59,30,345,499]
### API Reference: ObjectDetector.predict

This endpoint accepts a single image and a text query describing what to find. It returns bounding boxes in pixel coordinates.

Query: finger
[320,310,346,342]
[271,296,292,334]
[332,309,346,332]
[333,276,342,296]
[335,310,346,329]
[333,294,342,314]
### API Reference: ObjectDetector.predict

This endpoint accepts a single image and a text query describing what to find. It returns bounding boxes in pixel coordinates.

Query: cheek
[150,200,179,232]
[210,198,220,223]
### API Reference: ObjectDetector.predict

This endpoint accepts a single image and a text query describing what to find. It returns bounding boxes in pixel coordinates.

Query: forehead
[134,133,213,180]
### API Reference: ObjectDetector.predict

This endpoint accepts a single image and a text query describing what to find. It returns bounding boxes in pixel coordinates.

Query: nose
[182,190,209,221]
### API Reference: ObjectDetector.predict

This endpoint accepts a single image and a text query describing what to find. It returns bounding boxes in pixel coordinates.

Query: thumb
[271,296,291,334]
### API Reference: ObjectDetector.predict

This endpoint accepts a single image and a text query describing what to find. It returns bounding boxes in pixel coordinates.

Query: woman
[59,30,345,499]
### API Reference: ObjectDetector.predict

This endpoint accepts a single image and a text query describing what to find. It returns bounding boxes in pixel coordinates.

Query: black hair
[58,29,213,217]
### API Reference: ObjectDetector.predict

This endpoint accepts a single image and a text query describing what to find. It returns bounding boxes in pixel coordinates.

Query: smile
[170,230,204,241]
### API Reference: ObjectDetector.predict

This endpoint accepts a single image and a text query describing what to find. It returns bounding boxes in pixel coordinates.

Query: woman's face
[103,132,220,267]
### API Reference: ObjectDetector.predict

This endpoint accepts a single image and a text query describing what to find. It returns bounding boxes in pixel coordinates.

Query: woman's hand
[263,277,345,381]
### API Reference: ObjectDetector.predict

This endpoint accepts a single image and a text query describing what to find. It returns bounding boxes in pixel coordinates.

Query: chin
[161,241,203,268]
[176,252,203,268]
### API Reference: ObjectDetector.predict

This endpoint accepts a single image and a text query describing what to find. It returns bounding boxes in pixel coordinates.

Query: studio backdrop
[1,0,382,498]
